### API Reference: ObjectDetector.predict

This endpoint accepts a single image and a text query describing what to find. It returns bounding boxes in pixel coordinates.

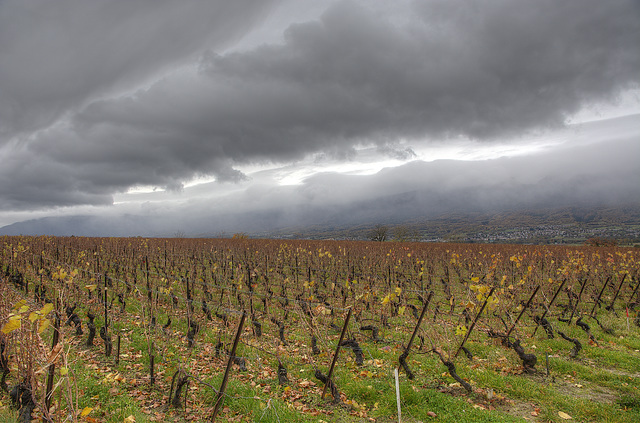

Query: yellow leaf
[471,277,480,283]
[60,367,68,376]
[38,318,50,334]
[381,295,390,305]
[28,312,39,323]
[11,300,26,311]
[85,284,97,291]
[1,319,21,334]
[398,306,406,316]
[123,415,135,423]
[79,407,93,417]
[395,287,402,295]
[18,305,30,314]
[40,303,54,316]
[558,411,572,420]
[456,325,468,336]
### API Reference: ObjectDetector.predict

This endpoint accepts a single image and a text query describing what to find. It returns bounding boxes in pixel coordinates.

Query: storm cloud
[3,115,639,237]
[0,0,278,136]
[0,0,638,220]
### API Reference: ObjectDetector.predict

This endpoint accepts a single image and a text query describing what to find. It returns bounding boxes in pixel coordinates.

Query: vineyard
[1,236,639,422]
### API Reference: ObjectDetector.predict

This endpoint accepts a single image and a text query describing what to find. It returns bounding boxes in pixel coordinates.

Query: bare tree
[369,224,389,242]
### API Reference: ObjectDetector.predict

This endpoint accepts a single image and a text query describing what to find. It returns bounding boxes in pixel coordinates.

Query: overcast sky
[1,0,639,234]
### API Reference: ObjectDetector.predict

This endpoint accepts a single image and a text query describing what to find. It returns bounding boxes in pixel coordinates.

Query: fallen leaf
[427,411,437,417]
[558,411,572,420]
[79,407,93,417]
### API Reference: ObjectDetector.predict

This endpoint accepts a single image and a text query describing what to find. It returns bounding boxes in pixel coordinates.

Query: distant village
[266,222,640,246]
[456,224,640,245]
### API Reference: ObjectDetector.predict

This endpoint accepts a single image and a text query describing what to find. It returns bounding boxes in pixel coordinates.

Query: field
[1,236,639,422]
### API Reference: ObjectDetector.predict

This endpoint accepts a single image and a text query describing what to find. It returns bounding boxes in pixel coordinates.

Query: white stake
[395,367,402,423]
[626,307,630,331]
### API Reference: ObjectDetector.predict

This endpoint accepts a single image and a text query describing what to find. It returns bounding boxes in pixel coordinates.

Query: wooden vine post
[321,308,352,400]
[45,304,61,412]
[404,291,433,351]
[455,286,495,358]
[568,277,589,324]
[145,256,151,305]
[211,313,246,422]
[115,334,121,365]
[149,348,155,385]
[627,275,640,306]
[506,285,540,338]
[104,271,109,332]
[532,279,566,337]
[606,273,627,311]
[590,276,612,317]
[398,291,433,379]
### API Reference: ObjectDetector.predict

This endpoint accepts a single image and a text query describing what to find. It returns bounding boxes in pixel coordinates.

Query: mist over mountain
[2,125,638,240]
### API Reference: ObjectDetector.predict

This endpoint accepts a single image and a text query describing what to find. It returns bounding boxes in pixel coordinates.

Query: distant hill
[263,204,640,245]
[2,203,639,245]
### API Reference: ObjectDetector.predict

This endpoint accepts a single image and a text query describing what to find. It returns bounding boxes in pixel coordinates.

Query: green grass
[32,311,637,423]
[2,269,640,422]
[0,408,17,423]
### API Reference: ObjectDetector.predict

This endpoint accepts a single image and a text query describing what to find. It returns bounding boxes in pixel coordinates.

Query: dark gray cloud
[196,0,639,141]
[0,0,638,213]
[0,0,278,137]
[3,116,639,236]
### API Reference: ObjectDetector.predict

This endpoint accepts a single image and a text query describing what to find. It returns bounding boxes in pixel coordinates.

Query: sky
[0,0,639,235]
